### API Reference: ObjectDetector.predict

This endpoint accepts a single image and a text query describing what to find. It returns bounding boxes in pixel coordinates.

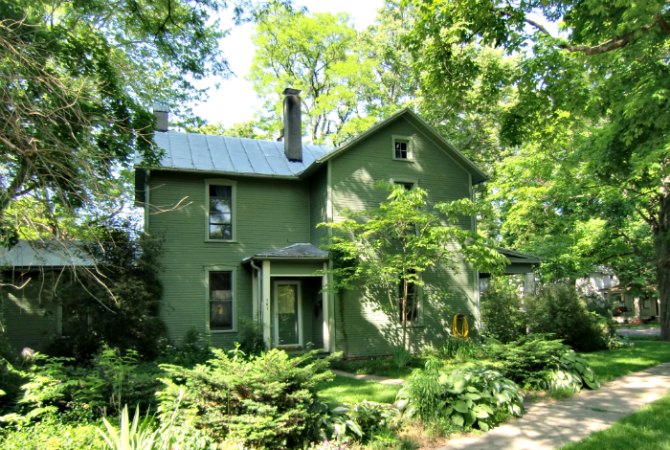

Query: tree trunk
[656,192,670,340]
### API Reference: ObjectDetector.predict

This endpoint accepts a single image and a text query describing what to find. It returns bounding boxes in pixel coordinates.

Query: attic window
[393,137,412,160]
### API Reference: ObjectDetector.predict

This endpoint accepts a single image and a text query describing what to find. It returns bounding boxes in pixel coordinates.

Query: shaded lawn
[318,375,401,406]
[580,340,670,383]
[560,391,670,450]
[329,358,418,379]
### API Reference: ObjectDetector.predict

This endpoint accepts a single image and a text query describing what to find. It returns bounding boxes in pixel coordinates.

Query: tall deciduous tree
[321,185,505,351]
[0,0,228,244]
[403,0,670,338]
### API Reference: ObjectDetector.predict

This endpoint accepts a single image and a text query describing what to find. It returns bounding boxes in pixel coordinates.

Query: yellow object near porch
[452,313,469,338]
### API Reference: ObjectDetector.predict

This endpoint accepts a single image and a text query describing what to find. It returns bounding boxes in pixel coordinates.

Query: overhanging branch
[524,11,669,55]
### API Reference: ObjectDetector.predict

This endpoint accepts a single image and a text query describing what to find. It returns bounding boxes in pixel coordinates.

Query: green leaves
[397,363,524,432]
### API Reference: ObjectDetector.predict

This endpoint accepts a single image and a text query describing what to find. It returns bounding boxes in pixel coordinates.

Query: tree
[321,185,505,351]
[403,0,670,338]
[0,0,228,245]
[247,3,418,145]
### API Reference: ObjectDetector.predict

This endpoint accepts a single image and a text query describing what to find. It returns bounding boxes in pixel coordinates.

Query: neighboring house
[479,248,541,296]
[577,267,659,323]
[0,241,94,351]
[135,89,491,357]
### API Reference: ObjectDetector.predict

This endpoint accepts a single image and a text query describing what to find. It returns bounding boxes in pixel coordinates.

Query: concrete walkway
[436,362,670,449]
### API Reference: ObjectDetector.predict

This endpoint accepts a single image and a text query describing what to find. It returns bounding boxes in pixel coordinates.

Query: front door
[273,280,301,347]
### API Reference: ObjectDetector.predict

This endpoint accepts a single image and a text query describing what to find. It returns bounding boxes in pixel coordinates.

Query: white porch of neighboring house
[479,247,541,295]
[243,243,332,352]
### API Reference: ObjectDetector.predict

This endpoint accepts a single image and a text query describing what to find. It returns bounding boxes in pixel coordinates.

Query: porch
[243,243,332,352]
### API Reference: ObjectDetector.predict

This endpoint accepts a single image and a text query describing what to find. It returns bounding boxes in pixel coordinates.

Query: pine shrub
[158,348,335,449]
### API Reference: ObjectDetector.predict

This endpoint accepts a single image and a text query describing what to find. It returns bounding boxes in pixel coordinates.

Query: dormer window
[393,136,412,161]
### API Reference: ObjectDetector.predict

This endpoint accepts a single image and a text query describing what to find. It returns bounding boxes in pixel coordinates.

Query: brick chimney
[283,88,302,162]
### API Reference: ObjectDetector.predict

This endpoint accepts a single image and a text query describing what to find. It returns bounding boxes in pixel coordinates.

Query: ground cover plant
[560,391,670,450]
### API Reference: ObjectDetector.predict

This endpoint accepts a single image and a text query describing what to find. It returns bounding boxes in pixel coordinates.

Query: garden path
[434,362,670,449]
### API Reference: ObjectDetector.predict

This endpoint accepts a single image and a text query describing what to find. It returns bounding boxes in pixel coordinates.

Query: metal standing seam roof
[0,241,95,268]
[243,243,329,261]
[148,132,332,177]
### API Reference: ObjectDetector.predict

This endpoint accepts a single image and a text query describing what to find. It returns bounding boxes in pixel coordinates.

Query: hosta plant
[396,359,523,432]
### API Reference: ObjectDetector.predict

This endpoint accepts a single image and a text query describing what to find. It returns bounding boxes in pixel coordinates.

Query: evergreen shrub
[158,348,335,449]
[526,284,615,351]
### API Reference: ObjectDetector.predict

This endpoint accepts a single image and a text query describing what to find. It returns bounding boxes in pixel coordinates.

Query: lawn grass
[580,340,670,383]
[317,375,401,406]
[329,358,418,379]
[560,391,670,450]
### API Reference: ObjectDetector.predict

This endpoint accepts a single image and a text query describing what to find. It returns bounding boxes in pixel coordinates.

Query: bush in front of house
[158,348,335,449]
[526,284,615,351]
[48,230,166,361]
[396,358,523,433]
[8,348,161,424]
[480,281,527,343]
[484,334,600,392]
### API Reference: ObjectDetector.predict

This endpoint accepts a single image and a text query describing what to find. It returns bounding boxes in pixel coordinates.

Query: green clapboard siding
[1,272,61,352]
[329,116,478,357]
[148,172,312,346]
[147,113,480,356]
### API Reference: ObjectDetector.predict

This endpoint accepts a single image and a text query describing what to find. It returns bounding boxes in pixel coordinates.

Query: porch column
[322,262,330,352]
[262,260,272,348]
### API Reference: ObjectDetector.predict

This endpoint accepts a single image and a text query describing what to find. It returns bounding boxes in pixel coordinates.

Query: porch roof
[243,243,329,262]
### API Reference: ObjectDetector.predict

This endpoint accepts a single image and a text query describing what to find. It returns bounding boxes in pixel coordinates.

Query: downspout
[250,259,262,324]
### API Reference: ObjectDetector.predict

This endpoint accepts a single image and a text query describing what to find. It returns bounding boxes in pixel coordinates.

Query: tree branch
[525,12,669,56]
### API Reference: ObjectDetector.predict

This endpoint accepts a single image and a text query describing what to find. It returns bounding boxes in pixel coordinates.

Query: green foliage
[157,328,213,367]
[397,359,523,433]
[158,348,335,449]
[96,403,189,450]
[11,349,161,423]
[480,280,526,343]
[48,230,166,360]
[485,335,600,391]
[391,346,412,369]
[439,336,479,361]
[321,184,505,351]
[0,0,226,242]
[527,285,615,351]
[0,419,104,450]
[236,318,266,357]
[328,400,400,444]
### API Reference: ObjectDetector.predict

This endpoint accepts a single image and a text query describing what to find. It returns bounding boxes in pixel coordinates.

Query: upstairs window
[393,137,412,160]
[210,271,233,331]
[208,184,233,240]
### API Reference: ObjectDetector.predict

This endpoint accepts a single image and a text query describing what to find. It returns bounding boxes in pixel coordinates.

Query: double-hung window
[209,271,233,331]
[208,184,233,240]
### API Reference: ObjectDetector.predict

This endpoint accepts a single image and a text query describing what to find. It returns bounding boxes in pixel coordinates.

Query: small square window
[394,139,409,159]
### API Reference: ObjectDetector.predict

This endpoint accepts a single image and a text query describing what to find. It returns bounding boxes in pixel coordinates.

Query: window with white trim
[208,184,233,240]
[393,137,412,160]
[209,271,233,330]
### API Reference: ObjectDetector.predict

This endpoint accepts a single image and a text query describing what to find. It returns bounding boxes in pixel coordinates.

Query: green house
[135,90,488,357]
